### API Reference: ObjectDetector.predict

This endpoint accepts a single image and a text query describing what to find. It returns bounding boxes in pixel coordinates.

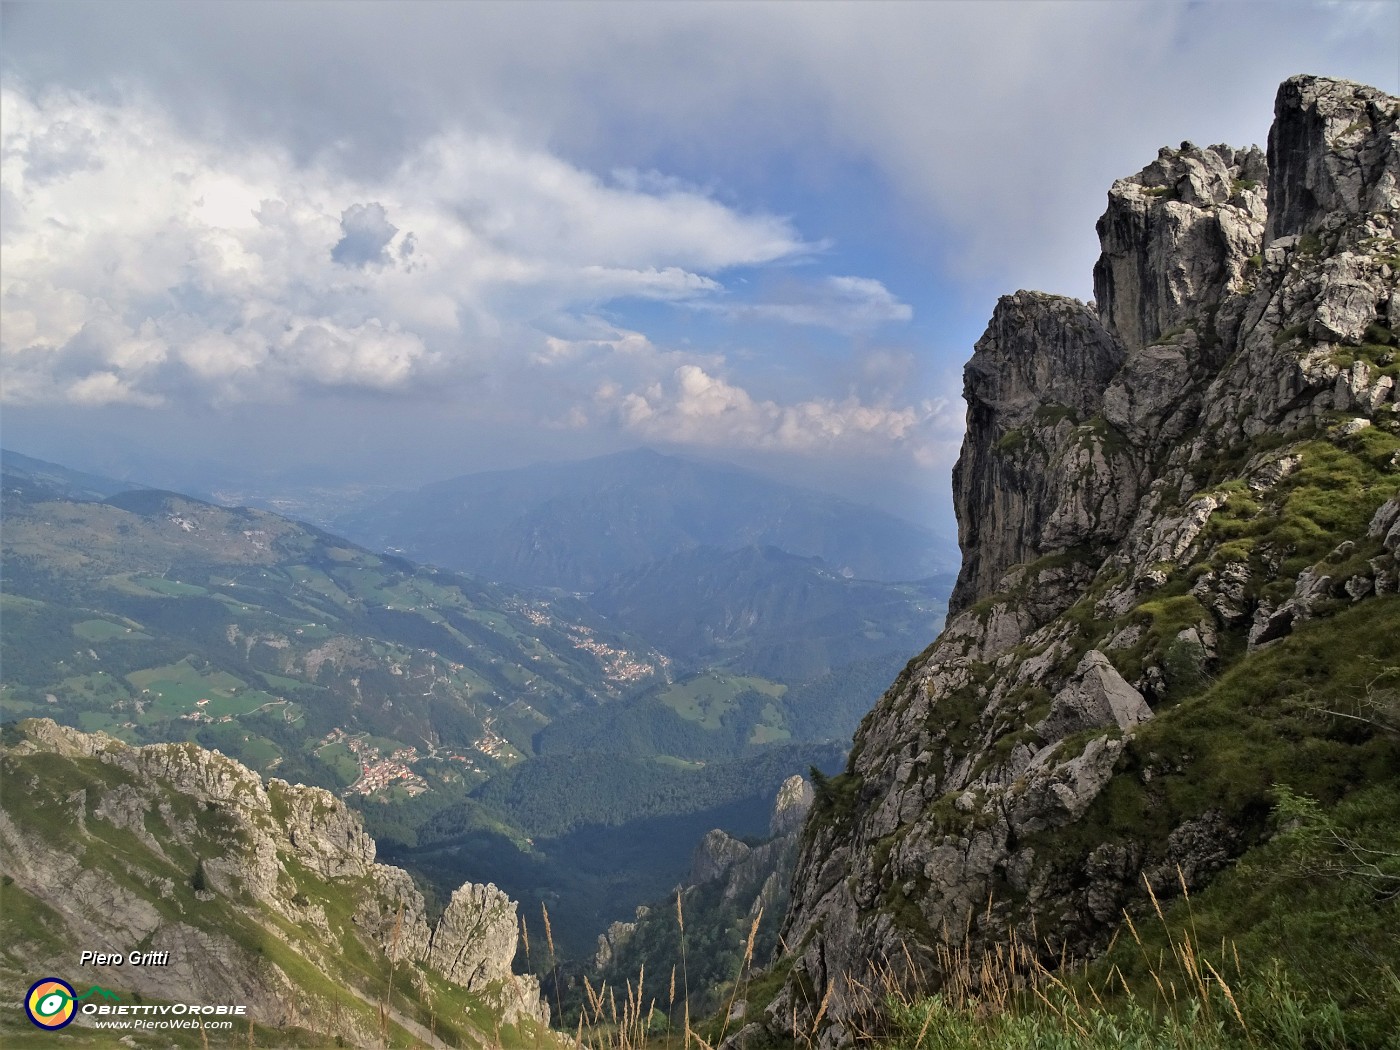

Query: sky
[1,1,1396,526]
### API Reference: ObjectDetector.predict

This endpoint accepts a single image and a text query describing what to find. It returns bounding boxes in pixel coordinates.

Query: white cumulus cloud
[700,274,913,332]
[0,84,812,408]
[596,362,952,459]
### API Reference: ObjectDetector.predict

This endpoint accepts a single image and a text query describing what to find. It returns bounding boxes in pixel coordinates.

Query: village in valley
[316,723,523,801]
[520,602,670,686]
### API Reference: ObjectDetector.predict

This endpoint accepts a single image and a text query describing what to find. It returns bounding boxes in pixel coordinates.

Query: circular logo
[25,978,77,1030]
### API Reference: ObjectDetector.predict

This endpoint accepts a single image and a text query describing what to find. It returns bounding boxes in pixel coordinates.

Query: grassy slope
[861,598,1400,1050]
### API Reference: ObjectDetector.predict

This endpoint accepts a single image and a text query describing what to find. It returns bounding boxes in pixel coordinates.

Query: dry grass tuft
[554,876,1343,1050]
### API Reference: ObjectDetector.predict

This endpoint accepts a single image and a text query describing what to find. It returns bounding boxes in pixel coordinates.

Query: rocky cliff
[592,776,815,1016]
[756,75,1400,1048]
[684,774,816,922]
[0,719,548,1046]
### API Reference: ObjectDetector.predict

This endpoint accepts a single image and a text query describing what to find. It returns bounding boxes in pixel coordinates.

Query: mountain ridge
[0,461,878,964]
[590,544,949,681]
[2,448,152,502]
[335,447,956,589]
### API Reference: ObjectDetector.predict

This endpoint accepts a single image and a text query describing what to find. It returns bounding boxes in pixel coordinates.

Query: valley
[0,448,947,962]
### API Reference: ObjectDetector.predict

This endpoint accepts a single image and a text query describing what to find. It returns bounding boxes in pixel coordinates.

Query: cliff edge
[758,74,1400,1048]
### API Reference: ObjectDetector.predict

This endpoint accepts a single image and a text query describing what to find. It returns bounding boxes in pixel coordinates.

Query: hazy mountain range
[591,544,948,680]
[334,448,957,589]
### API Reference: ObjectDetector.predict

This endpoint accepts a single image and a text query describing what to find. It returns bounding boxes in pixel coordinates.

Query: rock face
[684,776,815,916]
[427,883,546,1026]
[770,775,816,837]
[763,75,1400,1048]
[691,828,756,887]
[592,776,814,1008]
[1094,143,1268,356]
[0,720,548,1043]
[1267,75,1400,243]
[950,293,1130,612]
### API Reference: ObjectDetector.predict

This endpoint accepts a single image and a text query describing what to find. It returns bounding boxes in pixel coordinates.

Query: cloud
[595,362,955,460]
[701,275,912,332]
[411,132,805,273]
[520,322,952,467]
[66,370,164,408]
[12,118,103,184]
[6,3,1390,302]
[3,4,1392,496]
[331,202,400,269]
[0,84,811,408]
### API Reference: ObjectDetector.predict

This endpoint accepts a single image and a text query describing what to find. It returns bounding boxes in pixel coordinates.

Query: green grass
[1201,436,1399,583]
[749,705,792,745]
[55,670,130,704]
[995,427,1027,453]
[652,755,707,769]
[257,671,305,692]
[656,673,787,730]
[316,740,363,782]
[1330,338,1400,379]
[1083,783,1400,1046]
[1039,595,1400,859]
[72,618,148,642]
[1106,588,1209,688]
[127,658,247,709]
[0,877,73,960]
[133,576,209,597]
[820,598,1400,1050]
[853,760,1399,1050]
[75,708,125,733]
[0,592,45,611]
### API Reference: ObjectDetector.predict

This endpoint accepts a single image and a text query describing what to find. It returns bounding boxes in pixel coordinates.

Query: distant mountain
[334,448,956,588]
[1,448,150,501]
[590,544,949,680]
